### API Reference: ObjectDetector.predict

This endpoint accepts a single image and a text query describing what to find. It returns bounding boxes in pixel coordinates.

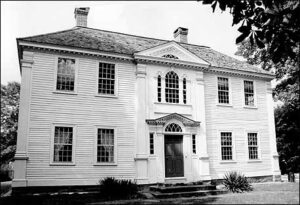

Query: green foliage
[98,177,138,200]
[223,171,253,193]
[200,0,300,66]
[1,82,20,164]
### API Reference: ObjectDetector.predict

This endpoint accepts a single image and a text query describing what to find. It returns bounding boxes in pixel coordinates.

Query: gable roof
[18,26,271,75]
[146,113,200,127]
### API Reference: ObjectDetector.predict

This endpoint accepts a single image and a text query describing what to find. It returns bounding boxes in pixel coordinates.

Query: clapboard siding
[26,51,136,185]
[204,72,272,178]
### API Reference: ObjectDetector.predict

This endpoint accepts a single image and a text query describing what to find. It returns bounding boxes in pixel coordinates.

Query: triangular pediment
[146,113,200,127]
[135,41,209,66]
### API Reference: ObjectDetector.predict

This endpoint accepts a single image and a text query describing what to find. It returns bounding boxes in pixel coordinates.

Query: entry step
[150,184,216,193]
[151,189,228,198]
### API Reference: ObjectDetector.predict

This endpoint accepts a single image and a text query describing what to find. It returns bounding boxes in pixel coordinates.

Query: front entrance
[165,135,184,177]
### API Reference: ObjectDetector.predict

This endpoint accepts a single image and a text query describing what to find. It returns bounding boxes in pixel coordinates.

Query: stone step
[150,184,216,193]
[151,189,228,199]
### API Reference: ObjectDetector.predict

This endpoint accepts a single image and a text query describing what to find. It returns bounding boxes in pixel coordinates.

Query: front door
[165,135,184,177]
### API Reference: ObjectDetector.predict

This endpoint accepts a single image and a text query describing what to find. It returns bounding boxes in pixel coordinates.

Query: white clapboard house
[13,7,281,189]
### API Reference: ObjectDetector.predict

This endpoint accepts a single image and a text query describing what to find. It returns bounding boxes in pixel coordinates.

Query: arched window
[162,54,179,59]
[157,75,161,102]
[183,78,187,104]
[165,123,182,132]
[165,71,179,103]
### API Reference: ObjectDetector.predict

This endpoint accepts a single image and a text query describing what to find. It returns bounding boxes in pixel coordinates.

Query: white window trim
[245,130,262,162]
[149,132,155,155]
[94,60,119,98]
[192,134,197,155]
[50,123,76,166]
[218,130,236,163]
[242,79,258,109]
[94,125,118,166]
[216,76,233,107]
[53,56,79,95]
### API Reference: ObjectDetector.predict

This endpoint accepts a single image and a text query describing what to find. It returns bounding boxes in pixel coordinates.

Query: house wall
[204,72,275,179]
[23,50,137,186]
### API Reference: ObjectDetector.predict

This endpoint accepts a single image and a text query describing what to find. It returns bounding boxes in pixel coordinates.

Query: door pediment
[134,41,209,66]
[146,113,200,127]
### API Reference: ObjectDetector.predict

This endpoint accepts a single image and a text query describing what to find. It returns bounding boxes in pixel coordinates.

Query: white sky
[1,1,244,85]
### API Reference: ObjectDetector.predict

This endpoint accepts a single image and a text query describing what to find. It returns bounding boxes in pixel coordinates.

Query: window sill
[94,163,117,166]
[217,103,233,107]
[95,94,118,98]
[53,91,78,95]
[243,106,258,109]
[50,162,76,166]
[247,159,262,163]
[219,160,237,164]
[154,102,192,107]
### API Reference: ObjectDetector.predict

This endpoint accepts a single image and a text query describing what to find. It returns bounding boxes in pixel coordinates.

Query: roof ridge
[17,27,80,40]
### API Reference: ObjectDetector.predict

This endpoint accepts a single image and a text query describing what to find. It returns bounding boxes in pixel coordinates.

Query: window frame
[157,75,162,102]
[216,76,232,107]
[192,134,196,155]
[245,131,261,162]
[95,60,118,98]
[53,56,79,95]
[94,126,118,166]
[149,132,154,155]
[165,71,180,104]
[243,79,257,108]
[218,130,236,163]
[50,123,76,166]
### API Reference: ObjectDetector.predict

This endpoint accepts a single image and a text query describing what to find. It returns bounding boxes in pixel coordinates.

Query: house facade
[13,7,280,189]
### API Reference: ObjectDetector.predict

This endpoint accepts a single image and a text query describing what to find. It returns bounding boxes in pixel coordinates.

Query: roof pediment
[146,113,200,127]
[134,41,209,67]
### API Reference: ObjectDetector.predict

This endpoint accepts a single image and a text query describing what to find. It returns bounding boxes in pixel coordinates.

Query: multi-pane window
[218,77,229,104]
[53,127,73,162]
[183,78,187,104]
[192,134,196,154]
[244,81,255,106]
[165,71,179,103]
[56,57,75,91]
[97,129,114,163]
[149,133,154,155]
[221,132,233,160]
[165,123,182,132]
[248,133,258,159]
[98,63,115,95]
[162,54,179,59]
[157,75,162,102]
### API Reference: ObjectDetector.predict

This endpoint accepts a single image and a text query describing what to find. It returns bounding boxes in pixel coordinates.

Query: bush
[223,171,253,193]
[98,177,138,200]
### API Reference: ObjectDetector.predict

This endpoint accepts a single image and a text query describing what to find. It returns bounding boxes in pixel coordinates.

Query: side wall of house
[204,72,275,179]
[24,50,137,186]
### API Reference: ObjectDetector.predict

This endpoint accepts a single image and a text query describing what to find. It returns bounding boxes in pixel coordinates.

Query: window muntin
[248,133,258,159]
[218,77,229,104]
[165,123,182,132]
[150,133,154,155]
[165,71,179,103]
[98,62,115,95]
[53,126,73,162]
[244,81,255,106]
[162,54,179,59]
[183,78,187,104]
[221,132,233,160]
[157,75,162,102]
[192,134,196,154]
[97,129,114,163]
[56,57,75,91]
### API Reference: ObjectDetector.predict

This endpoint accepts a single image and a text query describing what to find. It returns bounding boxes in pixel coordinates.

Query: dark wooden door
[165,135,184,177]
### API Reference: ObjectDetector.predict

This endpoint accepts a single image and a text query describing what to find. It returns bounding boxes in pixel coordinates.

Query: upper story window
[244,80,255,106]
[53,126,74,163]
[183,78,187,104]
[56,57,75,92]
[221,132,232,160]
[165,123,182,132]
[162,54,179,59]
[98,62,115,95]
[218,77,229,104]
[157,75,162,102]
[248,133,258,159]
[165,71,179,103]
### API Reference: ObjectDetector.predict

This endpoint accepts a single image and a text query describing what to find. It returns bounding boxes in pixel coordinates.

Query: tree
[1,82,20,164]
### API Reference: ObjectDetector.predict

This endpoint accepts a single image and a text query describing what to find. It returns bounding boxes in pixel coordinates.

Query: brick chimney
[74,7,90,27]
[173,27,188,43]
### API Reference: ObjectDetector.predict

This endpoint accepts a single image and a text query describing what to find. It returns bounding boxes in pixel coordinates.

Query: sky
[1,1,244,85]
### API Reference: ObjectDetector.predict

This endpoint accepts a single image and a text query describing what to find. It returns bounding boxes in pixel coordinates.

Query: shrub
[98,177,138,200]
[223,171,253,193]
